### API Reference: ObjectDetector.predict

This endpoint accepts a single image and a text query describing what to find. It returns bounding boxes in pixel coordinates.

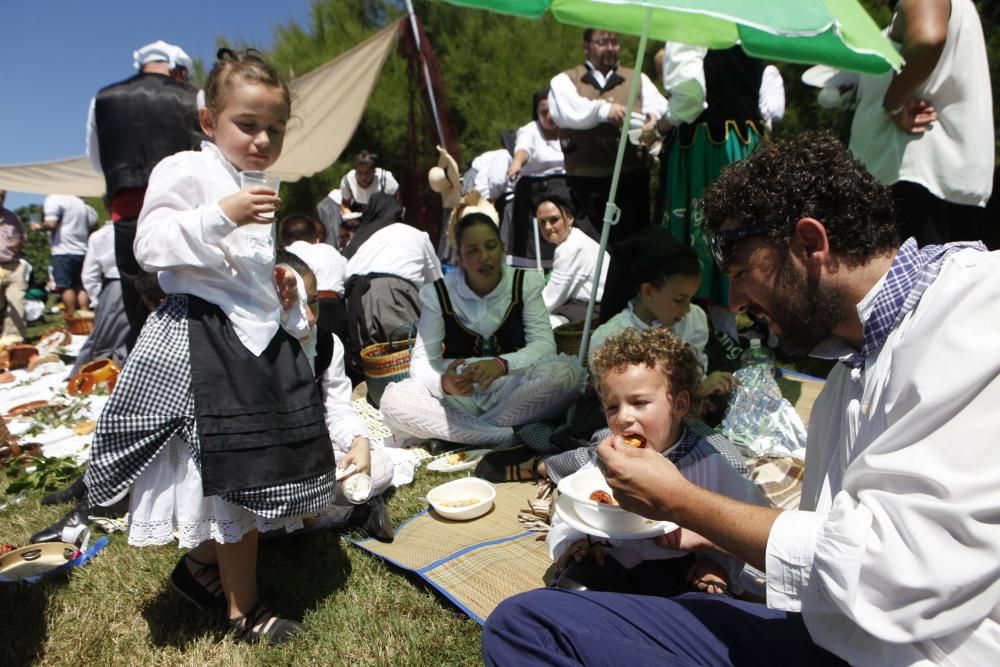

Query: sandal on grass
[170,553,226,611]
[473,446,543,484]
[228,603,303,645]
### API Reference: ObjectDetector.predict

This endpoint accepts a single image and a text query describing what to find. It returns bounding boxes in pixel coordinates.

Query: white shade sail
[0,19,402,197]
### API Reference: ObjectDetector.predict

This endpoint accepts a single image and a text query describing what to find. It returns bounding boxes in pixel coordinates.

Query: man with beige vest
[548,29,667,244]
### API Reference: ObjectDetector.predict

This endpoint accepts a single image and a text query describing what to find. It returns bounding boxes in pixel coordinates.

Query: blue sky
[1,0,315,213]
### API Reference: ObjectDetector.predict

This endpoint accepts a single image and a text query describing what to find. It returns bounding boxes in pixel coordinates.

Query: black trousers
[567,169,651,246]
[113,218,150,351]
[892,180,987,246]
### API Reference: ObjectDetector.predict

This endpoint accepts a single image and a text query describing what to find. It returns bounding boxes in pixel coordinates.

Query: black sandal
[228,603,303,645]
[170,553,226,611]
[473,446,543,484]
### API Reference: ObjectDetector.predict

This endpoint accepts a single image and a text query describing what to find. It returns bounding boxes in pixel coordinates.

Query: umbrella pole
[576,7,653,367]
[405,0,447,147]
[532,215,543,273]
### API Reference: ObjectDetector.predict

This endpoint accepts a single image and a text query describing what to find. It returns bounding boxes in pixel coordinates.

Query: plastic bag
[721,365,807,457]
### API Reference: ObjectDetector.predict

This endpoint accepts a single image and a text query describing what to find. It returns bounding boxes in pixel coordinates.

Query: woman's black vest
[434,270,527,358]
[678,47,765,145]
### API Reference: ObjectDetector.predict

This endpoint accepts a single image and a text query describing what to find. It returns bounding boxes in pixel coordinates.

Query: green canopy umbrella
[441,0,901,364]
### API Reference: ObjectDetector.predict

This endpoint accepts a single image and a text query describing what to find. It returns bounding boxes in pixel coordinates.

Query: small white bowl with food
[557,466,647,533]
[426,477,496,521]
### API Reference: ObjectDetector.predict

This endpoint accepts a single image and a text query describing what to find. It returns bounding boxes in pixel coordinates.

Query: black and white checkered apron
[85,295,336,519]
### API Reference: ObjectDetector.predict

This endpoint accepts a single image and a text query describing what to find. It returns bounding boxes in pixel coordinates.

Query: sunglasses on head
[708,223,769,267]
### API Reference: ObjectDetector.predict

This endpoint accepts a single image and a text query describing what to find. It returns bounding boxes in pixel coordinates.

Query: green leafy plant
[21,392,92,437]
[5,455,86,494]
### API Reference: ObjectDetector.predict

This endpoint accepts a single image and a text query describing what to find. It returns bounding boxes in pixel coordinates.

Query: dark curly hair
[701,131,898,267]
[590,327,704,417]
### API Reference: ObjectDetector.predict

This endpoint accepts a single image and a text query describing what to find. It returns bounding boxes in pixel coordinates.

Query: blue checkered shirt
[842,238,986,369]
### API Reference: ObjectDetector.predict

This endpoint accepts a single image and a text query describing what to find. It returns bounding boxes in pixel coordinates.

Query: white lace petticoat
[127,435,305,548]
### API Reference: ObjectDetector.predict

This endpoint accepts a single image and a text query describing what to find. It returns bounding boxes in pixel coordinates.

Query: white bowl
[426,477,496,521]
[557,467,647,533]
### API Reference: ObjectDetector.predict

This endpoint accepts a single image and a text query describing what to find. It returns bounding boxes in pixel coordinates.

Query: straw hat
[446,191,499,248]
[427,145,461,209]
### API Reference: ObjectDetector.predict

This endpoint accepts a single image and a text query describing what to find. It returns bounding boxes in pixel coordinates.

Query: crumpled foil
[721,364,807,457]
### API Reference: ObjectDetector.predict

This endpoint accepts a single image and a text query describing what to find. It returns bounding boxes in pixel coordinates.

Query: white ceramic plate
[554,492,677,540]
[426,449,490,473]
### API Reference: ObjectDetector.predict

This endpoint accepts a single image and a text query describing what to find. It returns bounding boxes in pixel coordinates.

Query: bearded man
[482,131,1000,666]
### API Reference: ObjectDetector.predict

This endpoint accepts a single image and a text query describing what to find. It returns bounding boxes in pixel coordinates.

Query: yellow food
[621,434,646,448]
[446,452,468,465]
[437,498,480,508]
[73,420,97,436]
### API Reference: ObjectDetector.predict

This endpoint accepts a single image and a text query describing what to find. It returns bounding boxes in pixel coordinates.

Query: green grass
[0,464,485,665]
[2,312,486,664]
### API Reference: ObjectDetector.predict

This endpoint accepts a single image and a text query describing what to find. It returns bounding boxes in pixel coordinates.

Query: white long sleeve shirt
[513,121,565,178]
[548,63,667,130]
[765,247,1000,665]
[543,228,609,315]
[589,300,709,373]
[343,222,442,288]
[81,224,119,304]
[135,141,309,355]
[286,240,347,294]
[85,98,102,175]
[319,332,368,453]
[661,44,784,128]
[409,267,556,400]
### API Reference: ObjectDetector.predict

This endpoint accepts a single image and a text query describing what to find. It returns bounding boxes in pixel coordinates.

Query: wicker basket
[360,324,416,408]
[553,320,596,359]
[64,313,95,335]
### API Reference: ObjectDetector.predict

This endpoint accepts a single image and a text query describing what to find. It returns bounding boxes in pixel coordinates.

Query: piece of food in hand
[446,451,468,465]
[0,370,14,384]
[621,434,646,448]
[589,490,618,506]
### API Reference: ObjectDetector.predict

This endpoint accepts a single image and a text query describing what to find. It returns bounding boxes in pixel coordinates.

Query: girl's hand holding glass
[219,185,281,226]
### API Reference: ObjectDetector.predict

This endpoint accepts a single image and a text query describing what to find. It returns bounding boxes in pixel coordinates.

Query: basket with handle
[553,320,596,359]
[360,323,416,408]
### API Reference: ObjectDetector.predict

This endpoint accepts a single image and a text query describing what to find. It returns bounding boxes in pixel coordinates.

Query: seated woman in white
[536,192,609,328]
[379,200,582,448]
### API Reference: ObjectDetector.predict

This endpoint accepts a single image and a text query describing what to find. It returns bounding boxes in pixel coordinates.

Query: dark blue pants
[482,589,848,667]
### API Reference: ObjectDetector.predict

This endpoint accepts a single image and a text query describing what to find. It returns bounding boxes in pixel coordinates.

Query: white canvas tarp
[0,19,402,197]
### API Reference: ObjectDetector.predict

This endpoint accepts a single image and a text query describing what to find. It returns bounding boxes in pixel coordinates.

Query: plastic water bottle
[738,338,774,370]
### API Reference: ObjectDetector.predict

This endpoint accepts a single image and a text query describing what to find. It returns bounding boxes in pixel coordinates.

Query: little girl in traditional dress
[85,49,330,645]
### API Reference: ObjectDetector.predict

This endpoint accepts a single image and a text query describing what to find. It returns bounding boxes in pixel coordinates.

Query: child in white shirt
[548,327,767,596]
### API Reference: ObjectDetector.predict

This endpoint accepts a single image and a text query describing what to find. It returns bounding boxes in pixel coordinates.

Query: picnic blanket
[350,482,550,624]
